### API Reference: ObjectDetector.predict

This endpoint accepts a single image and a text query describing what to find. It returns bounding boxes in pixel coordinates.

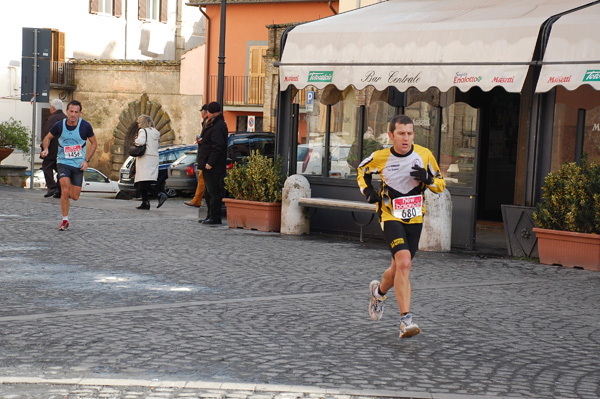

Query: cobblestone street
[1,185,599,399]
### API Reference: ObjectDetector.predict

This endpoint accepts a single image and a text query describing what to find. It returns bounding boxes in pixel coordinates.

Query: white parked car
[297,144,352,178]
[24,168,120,194]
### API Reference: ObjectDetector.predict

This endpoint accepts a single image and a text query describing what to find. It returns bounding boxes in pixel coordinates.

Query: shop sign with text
[584,70,600,82]
[360,70,421,84]
[308,71,333,83]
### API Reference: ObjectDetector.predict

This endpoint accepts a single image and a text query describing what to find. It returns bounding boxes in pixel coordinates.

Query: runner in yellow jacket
[357,114,445,338]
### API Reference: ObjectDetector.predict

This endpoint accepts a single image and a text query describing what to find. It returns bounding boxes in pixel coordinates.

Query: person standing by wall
[40,99,66,198]
[185,103,208,208]
[357,114,445,338]
[41,100,97,231]
[197,102,228,225]
[133,114,166,210]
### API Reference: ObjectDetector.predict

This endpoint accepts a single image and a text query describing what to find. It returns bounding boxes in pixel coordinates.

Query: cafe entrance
[405,87,519,249]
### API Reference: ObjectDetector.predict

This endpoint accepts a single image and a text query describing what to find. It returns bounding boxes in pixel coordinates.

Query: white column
[419,189,452,252]
[281,174,311,235]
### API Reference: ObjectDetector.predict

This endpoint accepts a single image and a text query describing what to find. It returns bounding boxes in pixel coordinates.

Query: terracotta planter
[0,148,14,164]
[532,227,600,271]
[223,198,282,232]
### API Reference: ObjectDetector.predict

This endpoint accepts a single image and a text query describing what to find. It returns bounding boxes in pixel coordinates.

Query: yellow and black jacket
[357,144,445,224]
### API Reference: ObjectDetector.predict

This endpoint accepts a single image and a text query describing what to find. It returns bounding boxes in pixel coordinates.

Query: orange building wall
[204,3,338,79]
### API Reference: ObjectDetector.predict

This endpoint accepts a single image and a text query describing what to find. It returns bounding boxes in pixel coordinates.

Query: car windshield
[83,169,106,182]
[251,137,275,158]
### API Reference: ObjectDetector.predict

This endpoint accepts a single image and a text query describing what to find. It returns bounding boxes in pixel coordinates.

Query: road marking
[0,278,576,323]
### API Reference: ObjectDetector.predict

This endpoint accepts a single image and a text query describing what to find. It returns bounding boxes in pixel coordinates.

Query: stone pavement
[0,185,599,399]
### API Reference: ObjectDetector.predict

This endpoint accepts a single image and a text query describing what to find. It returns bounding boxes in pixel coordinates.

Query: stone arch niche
[111,93,175,173]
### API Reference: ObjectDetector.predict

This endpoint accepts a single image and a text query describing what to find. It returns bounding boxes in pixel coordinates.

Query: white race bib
[64,144,82,159]
[392,195,423,219]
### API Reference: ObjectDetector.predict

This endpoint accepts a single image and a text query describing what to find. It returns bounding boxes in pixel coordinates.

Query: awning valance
[279,0,595,93]
[536,3,600,92]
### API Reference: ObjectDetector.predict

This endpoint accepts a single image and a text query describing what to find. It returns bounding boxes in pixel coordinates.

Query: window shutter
[249,46,267,105]
[58,32,66,62]
[113,0,122,17]
[160,0,168,23]
[139,0,147,20]
[90,0,99,14]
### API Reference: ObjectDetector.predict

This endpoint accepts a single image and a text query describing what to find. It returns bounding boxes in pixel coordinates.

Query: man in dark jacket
[41,99,67,198]
[197,102,228,224]
[185,104,208,208]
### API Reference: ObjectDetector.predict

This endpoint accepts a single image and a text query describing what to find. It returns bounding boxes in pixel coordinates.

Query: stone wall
[72,60,204,180]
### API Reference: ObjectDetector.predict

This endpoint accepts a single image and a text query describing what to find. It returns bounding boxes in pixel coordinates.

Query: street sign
[21,28,51,103]
[21,57,50,103]
[22,28,52,58]
[21,27,52,190]
[306,91,314,112]
[248,116,255,132]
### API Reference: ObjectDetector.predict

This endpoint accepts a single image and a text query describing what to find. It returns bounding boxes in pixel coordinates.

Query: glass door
[441,102,479,249]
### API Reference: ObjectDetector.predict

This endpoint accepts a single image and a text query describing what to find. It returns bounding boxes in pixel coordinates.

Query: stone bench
[297,197,376,242]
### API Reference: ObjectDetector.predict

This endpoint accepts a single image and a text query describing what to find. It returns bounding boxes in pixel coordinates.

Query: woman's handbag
[128,129,147,157]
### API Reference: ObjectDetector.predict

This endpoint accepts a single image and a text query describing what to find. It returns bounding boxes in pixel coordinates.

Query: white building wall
[0,0,204,168]
[339,0,384,13]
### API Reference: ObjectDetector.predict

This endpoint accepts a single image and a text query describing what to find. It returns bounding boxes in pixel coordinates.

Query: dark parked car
[227,131,275,167]
[165,150,198,196]
[162,132,276,198]
[117,144,196,199]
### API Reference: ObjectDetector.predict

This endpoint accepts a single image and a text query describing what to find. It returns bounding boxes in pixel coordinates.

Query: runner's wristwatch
[85,158,91,162]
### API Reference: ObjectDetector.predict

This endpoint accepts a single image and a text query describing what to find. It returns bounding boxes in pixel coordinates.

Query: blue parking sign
[306,91,314,112]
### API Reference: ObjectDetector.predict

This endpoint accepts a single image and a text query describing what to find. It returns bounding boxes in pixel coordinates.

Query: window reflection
[584,105,600,162]
[441,103,478,188]
[298,87,358,179]
[299,100,325,176]
[328,89,357,178]
[405,101,439,154]
[551,103,577,171]
[552,86,600,170]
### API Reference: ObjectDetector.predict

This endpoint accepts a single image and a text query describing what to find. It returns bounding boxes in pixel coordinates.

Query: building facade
[275,0,600,249]
[1,0,205,177]
[185,0,339,133]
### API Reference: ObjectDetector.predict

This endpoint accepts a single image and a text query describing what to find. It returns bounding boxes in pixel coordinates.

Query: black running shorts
[382,221,423,259]
[57,164,84,187]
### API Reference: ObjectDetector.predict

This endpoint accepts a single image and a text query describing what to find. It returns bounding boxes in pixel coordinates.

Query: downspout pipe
[198,6,210,104]
[328,1,337,14]
[175,0,184,60]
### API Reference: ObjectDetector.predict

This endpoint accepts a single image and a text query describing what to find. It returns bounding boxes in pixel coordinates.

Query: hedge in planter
[533,157,600,235]
[532,157,600,270]
[224,150,286,232]
[0,118,31,162]
[225,150,286,203]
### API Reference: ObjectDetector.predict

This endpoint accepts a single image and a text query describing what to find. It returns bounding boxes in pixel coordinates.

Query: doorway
[476,90,519,221]
[475,89,520,252]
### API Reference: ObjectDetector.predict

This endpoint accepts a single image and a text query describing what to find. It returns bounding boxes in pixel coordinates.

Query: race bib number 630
[392,195,423,219]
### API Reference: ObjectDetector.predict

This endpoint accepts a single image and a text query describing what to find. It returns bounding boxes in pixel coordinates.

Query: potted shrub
[224,149,286,232]
[532,157,600,271]
[0,117,31,163]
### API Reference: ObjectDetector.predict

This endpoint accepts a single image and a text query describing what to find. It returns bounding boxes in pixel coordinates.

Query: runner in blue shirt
[41,100,97,231]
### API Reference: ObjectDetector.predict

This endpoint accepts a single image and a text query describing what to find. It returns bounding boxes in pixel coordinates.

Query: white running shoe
[368,280,386,321]
[399,313,420,338]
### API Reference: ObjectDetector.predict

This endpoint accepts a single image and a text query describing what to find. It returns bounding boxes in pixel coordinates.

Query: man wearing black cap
[184,104,208,208]
[197,101,228,224]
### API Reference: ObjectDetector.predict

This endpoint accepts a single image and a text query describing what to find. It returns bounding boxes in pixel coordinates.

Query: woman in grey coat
[133,114,167,210]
